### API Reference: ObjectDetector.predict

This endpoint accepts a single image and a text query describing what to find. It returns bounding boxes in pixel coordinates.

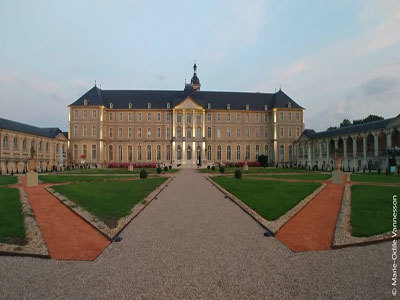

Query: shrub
[156,167,162,174]
[378,167,381,175]
[140,169,148,179]
[211,166,216,171]
[164,166,168,171]
[257,155,268,168]
[219,166,225,174]
[235,169,242,179]
[207,165,210,170]
[169,165,172,170]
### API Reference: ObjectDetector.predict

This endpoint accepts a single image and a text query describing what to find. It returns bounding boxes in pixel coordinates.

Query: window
[177,127,182,138]
[157,112,161,121]
[217,145,222,160]
[289,145,293,161]
[128,145,133,161]
[246,104,249,110]
[110,102,114,109]
[296,112,300,121]
[245,114,249,122]
[157,127,161,138]
[280,127,284,137]
[265,145,269,156]
[246,128,250,138]
[207,113,211,121]
[236,145,241,160]
[137,145,142,161]
[207,127,212,138]
[177,114,182,123]
[246,145,250,160]
[157,145,161,161]
[288,127,292,137]
[83,126,87,137]
[236,114,240,122]
[255,145,260,160]
[147,127,151,138]
[109,127,113,138]
[288,102,292,108]
[227,114,231,122]
[217,128,221,139]
[166,127,171,139]
[128,127,132,138]
[74,126,78,137]
[207,145,212,160]
[227,127,231,138]
[93,110,97,119]
[227,145,232,161]
[109,113,113,121]
[119,113,123,121]
[264,129,268,138]
[186,127,192,138]
[83,110,88,119]
[129,102,132,109]
[22,139,27,150]
[255,128,259,138]
[236,128,240,138]
[264,104,268,111]
[207,103,211,109]
[74,110,78,119]
[166,113,171,122]
[147,113,151,121]
[217,113,221,122]
[166,145,171,161]
[296,127,300,137]
[280,112,284,120]
[177,146,182,160]
[92,126,97,137]
[92,145,97,161]
[128,113,132,121]
[118,128,123,138]
[288,112,292,121]
[138,112,142,121]
[196,115,201,123]
[74,144,78,160]
[45,142,49,153]
[255,114,259,123]
[137,127,142,138]
[167,102,170,109]
[280,145,285,161]
[187,146,192,160]
[196,127,201,138]
[148,103,151,109]
[187,114,192,124]
[118,145,123,162]
[56,144,59,154]
[147,145,152,160]
[83,144,87,159]
[264,114,268,123]
[39,141,42,152]
[13,137,18,150]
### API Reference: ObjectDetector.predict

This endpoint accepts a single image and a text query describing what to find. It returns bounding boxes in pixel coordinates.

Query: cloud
[362,76,397,95]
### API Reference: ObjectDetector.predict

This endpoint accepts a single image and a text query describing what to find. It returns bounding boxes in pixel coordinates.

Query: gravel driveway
[0,169,391,299]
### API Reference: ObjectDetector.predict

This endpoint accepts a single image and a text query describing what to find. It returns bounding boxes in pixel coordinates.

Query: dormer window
[227,104,231,110]
[109,102,114,109]
[167,102,170,109]
[245,104,249,110]
[208,103,211,109]
[148,102,151,109]
[83,99,88,106]
[288,102,292,108]
[264,104,268,111]
[128,102,132,109]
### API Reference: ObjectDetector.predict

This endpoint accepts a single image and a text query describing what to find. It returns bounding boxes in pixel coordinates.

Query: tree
[353,114,384,125]
[327,126,338,131]
[340,119,352,128]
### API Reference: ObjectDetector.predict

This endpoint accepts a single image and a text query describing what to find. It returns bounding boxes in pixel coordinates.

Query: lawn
[39,175,138,183]
[351,185,400,237]
[212,177,321,221]
[58,168,178,175]
[200,167,319,174]
[251,173,331,181]
[52,178,167,227]
[351,173,400,184]
[0,176,18,186]
[0,188,25,244]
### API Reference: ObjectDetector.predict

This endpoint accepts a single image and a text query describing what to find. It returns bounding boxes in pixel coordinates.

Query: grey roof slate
[69,86,304,111]
[0,118,63,138]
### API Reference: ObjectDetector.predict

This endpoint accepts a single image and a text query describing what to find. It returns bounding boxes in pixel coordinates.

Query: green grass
[253,173,331,181]
[0,176,18,186]
[351,185,400,237]
[351,173,400,184]
[212,177,321,221]
[0,188,25,243]
[39,175,139,183]
[52,178,167,224]
[200,167,319,174]
[58,168,178,175]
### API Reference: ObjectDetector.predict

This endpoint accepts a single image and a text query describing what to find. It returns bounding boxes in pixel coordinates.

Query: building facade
[68,65,305,167]
[294,115,400,170]
[0,118,68,174]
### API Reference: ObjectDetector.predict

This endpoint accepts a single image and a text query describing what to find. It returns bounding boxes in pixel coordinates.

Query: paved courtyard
[0,169,391,299]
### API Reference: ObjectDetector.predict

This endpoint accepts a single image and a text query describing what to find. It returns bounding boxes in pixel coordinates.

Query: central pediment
[173,97,203,110]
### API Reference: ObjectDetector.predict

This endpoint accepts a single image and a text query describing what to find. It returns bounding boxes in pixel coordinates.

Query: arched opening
[187,146,192,160]
[177,146,182,160]
[227,145,232,161]
[157,145,161,161]
[337,138,344,156]
[346,137,353,157]
[392,129,400,148]
[217,145,221,161]
[127,145,132,162]
[356,135,363,157]
[147,145,152,161]
[166,145,171,161]
[207,145,211,161]
[329,139,335,158]
[118,145,123,162]
[197,146,201,164]
[366,133,374,156]
[288,145,293,161]
[378,132,387,156]
[108,145,113,162]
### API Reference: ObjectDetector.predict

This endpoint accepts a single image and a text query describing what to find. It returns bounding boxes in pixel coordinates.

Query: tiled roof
[0,118,63,138]
[69,86,304,111]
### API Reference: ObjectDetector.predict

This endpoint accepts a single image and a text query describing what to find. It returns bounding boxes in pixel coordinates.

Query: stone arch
[17,162,25,173]
[346,136,353,157]
[41,161,47,172]
[337,138,344,155]
[366,133,374,156]
[378,131,387,155]
[392,129,400,147]
[7,161,16,173]
[187,146,192,160]
[356,135,363,156]
[329,139,335,157]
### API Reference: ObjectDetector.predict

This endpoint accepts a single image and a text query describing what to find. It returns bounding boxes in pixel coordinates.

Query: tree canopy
[327,114,384,130]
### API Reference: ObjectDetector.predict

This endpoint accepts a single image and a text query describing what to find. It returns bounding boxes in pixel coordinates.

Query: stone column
[326,141,329,159]
[302,145,305,163]
[182,109,185,138]
[374,132,378,157]
[362,134,367,163]
[352,136,357,158]
[202,110,206,138]
[343,138,347,158]
[319,142,322,161]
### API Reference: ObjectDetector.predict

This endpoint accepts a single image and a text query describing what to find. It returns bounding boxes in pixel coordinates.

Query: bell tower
[190,63,201,91]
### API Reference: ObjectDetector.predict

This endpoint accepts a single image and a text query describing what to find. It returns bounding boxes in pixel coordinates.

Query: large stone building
[294,115,400,170]
[68,64,305,167]
[0,118,68,174]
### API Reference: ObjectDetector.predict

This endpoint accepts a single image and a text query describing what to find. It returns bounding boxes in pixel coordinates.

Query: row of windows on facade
[2,136,65,153]
[73,109,301,123]
[73,125,301,139]
[73,144,292,162]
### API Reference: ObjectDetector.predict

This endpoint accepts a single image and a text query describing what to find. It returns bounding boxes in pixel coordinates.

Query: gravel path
[0,169,391,299]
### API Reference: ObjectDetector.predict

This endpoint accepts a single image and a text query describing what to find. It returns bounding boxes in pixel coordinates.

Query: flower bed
[223,161,261,168]
[108,162,157,169]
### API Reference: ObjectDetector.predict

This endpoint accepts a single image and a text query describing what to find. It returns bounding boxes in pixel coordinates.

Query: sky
[0,0,399,132]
